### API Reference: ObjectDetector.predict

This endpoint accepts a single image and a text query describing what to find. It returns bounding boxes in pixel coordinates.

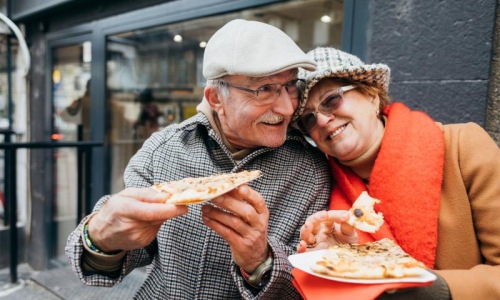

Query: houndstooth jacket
[66,113,332,299]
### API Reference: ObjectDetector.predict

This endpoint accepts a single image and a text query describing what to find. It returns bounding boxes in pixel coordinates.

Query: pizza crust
[347,191,384,233]
[152,170,261,205]
[311,238,427,279]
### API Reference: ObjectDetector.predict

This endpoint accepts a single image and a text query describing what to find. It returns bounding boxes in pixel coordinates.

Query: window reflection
[106,0,343,192]
[133,89,163,139]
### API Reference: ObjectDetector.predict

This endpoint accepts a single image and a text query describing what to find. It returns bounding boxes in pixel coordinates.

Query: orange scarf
[329,102,445,268]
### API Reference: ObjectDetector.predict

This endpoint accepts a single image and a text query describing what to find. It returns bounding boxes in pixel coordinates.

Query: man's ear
[204,86,223,113]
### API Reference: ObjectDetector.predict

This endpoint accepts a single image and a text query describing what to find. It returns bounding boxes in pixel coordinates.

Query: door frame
[44,30,96,262]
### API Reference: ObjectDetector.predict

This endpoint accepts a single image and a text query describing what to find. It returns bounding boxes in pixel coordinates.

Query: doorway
[50,41,91,260]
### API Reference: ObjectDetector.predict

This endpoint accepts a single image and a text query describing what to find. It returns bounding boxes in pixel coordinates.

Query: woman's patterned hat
[294,47,390,120]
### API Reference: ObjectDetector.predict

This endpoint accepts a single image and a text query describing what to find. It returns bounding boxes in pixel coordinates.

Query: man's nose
[273,86,296,115]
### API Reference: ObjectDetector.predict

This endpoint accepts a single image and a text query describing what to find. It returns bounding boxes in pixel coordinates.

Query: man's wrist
[82,213,123,256]
[239,250,273,289]
[83,223,123,255]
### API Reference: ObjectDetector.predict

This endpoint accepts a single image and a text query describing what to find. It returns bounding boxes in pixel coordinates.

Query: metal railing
[0,139,103,283]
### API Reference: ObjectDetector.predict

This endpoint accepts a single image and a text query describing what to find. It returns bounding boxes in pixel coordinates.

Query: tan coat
[434,122,500,299]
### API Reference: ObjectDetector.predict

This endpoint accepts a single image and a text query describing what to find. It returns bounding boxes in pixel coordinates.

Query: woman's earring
[375,108,380,116]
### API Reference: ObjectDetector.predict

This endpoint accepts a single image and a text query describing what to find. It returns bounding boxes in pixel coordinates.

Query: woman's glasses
[297,85,356,133]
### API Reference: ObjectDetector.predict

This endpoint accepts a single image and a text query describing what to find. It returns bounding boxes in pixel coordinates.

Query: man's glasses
[297,85,356,133]
[220,79,305,104]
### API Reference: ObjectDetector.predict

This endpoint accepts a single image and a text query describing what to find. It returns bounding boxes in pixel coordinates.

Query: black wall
[367,0,496,126]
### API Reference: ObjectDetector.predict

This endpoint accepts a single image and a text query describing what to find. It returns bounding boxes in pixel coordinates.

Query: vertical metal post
[1,132,11,227]
[5,32,16,282]
[4,34,13,226]
[6,34,13,130]
[8,148,18,283]
[77,145,92,224]
[85,147,92,216]
[77,145,83,223]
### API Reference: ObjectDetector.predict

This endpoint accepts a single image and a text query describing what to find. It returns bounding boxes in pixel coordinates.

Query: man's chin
[262,136,287,148]
[255,125,289,147]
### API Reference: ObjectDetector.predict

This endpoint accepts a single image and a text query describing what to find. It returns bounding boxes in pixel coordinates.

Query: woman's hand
[296,210,358,253]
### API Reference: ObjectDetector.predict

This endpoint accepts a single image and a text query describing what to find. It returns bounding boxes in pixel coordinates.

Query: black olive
[354,208,363,217]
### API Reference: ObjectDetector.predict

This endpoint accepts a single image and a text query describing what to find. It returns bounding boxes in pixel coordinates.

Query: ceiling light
[173,34,183,42]
[321,15,332,23]
[52,69,61,84]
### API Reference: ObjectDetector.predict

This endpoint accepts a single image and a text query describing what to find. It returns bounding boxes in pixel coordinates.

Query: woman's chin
[322,143,357,160]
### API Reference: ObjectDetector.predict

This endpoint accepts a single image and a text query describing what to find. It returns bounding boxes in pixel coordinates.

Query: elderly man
[66,19,346,299]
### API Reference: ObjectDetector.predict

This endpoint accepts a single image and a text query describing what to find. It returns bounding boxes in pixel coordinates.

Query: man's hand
[296,210,358,253]
[88,187,188,252]
[201,185,269,273]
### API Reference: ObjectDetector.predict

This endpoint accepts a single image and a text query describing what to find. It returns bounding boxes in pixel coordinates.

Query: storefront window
[51,42,91,259]
[106,0,343,192]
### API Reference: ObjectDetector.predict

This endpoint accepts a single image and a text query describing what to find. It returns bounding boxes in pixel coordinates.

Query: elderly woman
[294,47,500,300]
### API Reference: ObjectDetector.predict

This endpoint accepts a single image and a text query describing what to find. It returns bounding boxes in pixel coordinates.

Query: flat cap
[203,19,316,80]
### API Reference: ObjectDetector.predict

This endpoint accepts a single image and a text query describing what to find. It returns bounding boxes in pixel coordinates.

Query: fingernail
[239,185,248,194]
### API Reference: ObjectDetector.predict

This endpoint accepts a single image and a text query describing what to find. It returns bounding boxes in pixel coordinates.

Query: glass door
[50,41,91,259]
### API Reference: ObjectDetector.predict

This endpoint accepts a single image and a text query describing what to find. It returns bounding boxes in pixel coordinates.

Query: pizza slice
[152,170,261,205]
[347,191,384,233]
[311,238,427,279]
